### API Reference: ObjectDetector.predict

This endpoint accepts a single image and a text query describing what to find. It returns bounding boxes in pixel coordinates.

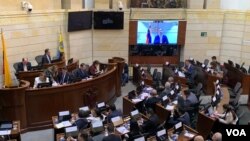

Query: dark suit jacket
[75,68,89,79]
[145,97,161,111]
[168,112,190,127]
[154,35,169,44]
[74,118,88,130]
[142,114,159,133]
[123,63,128,74]
[57,72,71,84]
[102,134,121,141]
[17,62,32,72]
[107,110,123,123]
[41,54,51,65]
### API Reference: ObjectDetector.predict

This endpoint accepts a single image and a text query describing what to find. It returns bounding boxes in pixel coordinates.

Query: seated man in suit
[42,48,52,65]
[102,124,122,141]
[57,67,71,85]
[145,89,161,111]
[33,72,49,88]
[75,63,89,79]
[182,90,198,108]
[167,106,191,128]
[89,60,100,76]
[17,58,32,72]
[73,110,89,130]
[182,59,194,77]
[141,108,159,133]
[106,104,123,123]
[154,29,169,44]
[45,65,59,84]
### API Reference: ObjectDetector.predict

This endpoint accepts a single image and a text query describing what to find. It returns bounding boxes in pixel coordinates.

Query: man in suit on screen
[154,29,169,44]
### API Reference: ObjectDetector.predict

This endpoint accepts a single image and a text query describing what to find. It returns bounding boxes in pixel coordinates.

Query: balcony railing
[128,0,187,8]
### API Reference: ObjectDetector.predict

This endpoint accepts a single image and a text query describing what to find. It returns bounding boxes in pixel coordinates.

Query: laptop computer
[37,82,51,88]
[96,102,106,112]
[156,129,167,141]
[130,109,140,120]
[91,120,104,133]
[79,106,91,115]
[0,121,13,130]
[174,122,183,134]
[58,111,71,122]
[65,126,78,138]
[111,116,124,127]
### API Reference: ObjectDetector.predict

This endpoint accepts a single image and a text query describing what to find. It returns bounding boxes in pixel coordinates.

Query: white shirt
[33,77,49,88]
[23,65,28,71]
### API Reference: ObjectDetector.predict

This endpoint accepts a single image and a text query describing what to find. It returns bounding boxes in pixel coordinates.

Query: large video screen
[68,11,92,32]
[137,20,179,44]
[94,11,124,29]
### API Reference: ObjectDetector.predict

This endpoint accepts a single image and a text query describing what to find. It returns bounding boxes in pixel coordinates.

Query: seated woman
[215,104,238,125]
[89,60,100,76]
[33,72,49,88]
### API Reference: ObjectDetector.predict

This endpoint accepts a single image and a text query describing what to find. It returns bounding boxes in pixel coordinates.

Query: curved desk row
[16,60,79,87]
[0,62,121,132]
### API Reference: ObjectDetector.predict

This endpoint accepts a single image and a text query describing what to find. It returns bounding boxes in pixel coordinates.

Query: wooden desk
[168,125,198,141]
[196,85,229,139]
[0,81,30,129]
[174,76,187,86]
[155,103,172,124]
[0,61,121,132]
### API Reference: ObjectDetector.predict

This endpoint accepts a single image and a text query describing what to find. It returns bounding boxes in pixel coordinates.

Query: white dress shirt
[33,77,49,88]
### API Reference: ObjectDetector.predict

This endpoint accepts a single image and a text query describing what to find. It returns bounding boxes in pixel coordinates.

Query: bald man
[17,58,32,72]
[194,135,204,141]
[212,132,222,141]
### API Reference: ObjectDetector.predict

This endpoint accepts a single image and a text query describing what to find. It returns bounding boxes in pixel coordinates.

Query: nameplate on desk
[178,71,185,77]
[134,136,145,141]
[166,105,174,111]
[162,96,168,101]
[157,129,166,137]
[116,126,129,134]
[0,130,11,135]
[79,106,89,111]
[97,102,105,108]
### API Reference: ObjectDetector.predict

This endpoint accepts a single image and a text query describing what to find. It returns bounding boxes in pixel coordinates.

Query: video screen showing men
[137,20,179,45]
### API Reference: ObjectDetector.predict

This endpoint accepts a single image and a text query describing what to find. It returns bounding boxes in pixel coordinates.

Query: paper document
[116,126,129,134]
[0,130,11,135]
[178,71,185,77]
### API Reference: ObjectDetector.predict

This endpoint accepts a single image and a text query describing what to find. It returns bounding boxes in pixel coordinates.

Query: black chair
[35,55,43,66]
[235,63,240,69]
[248,66,250,74]
[13,62,21,72]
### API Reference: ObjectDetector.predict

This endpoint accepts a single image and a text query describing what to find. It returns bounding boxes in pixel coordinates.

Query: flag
[1,31,13,87]
[57,32,64,59]
[146,28,151,44]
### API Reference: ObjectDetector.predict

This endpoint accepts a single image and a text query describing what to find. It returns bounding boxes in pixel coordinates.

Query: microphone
[240,62,245,68]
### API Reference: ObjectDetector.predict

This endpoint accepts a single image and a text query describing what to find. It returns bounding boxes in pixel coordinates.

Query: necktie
[47,55,51,64]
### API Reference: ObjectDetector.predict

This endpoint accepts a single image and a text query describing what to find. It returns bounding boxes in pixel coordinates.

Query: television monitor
[68,11,92,32]
[137,20,179,45]
[94,11,124,29]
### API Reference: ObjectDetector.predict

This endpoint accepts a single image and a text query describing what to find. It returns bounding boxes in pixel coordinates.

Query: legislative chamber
[1,0,250,141]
